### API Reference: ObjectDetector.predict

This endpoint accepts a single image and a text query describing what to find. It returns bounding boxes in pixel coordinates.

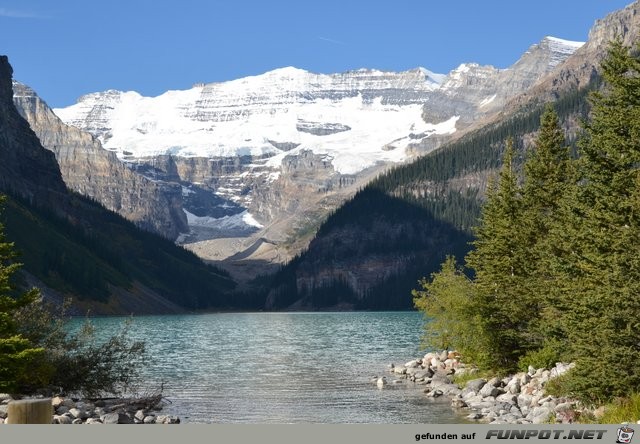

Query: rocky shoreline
[377,350,585,424]
[0,394,180,425]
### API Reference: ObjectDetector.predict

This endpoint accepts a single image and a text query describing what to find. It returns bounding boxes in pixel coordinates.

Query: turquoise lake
[81,311,465,423]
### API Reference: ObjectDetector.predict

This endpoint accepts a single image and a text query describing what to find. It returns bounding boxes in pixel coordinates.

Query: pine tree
[0,196,50,393]
[555,41,640,402]
[518,105,573,366]
[464,139,531,372]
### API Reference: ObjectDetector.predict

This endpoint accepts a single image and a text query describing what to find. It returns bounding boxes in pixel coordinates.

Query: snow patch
[183,209,263,230]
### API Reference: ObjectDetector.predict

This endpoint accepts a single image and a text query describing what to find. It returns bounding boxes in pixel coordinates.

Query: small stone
[0,405,8,419]
[135,410,146,421]
[56,406,70,415]
[54,415,72,425]
[466,413,483,420]
[51,396,65,408]
[72,418,83,424]
[69,408,87,420]
[85,418,102,425]
[527,365,536,376]
[405,360,418,368]
[143,415,156,424]
[451,398,467,408]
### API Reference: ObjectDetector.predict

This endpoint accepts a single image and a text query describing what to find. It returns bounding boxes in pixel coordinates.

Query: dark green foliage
[3,192,236,310]
[0,196,149,396]
[549,41,640,403]
[265,189,473,310]
[0,196,51,393]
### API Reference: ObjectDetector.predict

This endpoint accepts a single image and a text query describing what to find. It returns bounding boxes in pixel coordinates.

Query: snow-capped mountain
[47,35,582,271]
[54,67,450,175]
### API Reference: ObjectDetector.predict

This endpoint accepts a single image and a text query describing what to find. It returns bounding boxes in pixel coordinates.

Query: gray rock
[101,412,133,424]
[520,373,532,385]
[528,365,536,376]
[505,378,521,394]
[135,410,146,421]
[85,418,102,425]
[393,366,407,375]
[61,399,76,409]
[529,406,554,424]
[517,393,533,408]
[486,377,502,387]
[451,398,467,408]
[54,415,72,425]
[413,369,433,380]
[496,393,518,404]
[427,389,444,398]
[466,413,483,420]
[479,383,503,398]
[465,378,486,392]
[56,405,70,415]
[405,360,419,368]
[0,404,8,418]
[68,408,88,420]
[72,418,83,424]
[143,415,156,424]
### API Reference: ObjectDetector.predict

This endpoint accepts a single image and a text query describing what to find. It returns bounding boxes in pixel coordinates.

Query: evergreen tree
[464,139,533,372]
[518,105,573,366]
[552,41,640,402]
[0,196,50,393]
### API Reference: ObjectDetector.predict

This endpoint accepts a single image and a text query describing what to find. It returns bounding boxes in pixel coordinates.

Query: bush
[14,300,148,398]
[518,339,564,373]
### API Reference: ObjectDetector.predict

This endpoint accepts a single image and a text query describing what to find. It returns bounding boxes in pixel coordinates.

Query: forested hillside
[260,70,599,310]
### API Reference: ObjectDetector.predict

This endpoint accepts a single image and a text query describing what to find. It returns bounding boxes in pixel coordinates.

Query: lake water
[81,311,466,423]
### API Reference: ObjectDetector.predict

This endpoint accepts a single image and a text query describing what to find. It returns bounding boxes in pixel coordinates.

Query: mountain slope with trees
[414,41,640,403]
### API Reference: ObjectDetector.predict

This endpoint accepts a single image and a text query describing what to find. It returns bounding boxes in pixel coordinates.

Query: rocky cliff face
[506,1,640,111]
[0,57,67,207]
[12,82,188,239]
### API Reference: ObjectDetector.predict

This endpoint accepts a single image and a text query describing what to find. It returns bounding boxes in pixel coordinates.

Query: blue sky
[0,0,633,108]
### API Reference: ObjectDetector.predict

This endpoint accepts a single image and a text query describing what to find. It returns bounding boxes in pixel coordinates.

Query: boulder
[405,360,419,368]
[529,406,554,424]
[101,412,132,424]
[479,383,503,398]
[143,415,156,424]
[465,378,486,392]
[496,393,518,404]
[517,393,533,408]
